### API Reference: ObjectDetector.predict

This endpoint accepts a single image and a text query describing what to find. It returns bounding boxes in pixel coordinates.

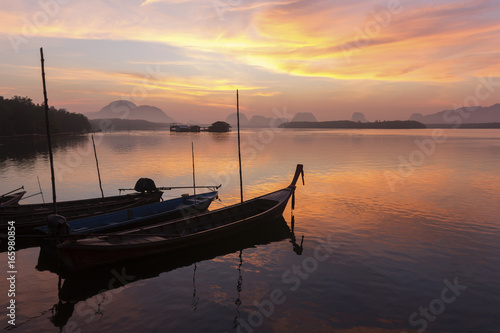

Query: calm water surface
[1,128,499,333]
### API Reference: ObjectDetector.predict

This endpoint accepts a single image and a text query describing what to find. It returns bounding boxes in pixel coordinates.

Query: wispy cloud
[3,0,499,82]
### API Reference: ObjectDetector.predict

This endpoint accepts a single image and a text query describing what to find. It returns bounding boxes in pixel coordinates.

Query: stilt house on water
[208,121,231,132]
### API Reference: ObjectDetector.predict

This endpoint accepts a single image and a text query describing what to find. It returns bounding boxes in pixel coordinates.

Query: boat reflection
[0,235,43,253]
[37,215,305,331]
[290,214,304,255]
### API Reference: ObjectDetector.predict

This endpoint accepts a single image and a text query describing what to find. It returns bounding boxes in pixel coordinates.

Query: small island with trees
[0,96,91,136]
[280,120,426,129]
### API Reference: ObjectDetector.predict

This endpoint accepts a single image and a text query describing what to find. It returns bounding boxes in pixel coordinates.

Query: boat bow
[289,164,305,189]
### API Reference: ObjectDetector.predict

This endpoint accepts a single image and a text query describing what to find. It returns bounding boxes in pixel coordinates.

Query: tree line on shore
[0,96,91,136]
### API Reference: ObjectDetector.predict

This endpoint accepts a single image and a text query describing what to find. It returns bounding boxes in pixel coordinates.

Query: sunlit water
[1,128,499,332]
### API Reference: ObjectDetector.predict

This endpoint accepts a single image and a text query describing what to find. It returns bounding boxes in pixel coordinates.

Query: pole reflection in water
[191,263,199,311]
[233,250,243,329]
[50,276,76,333]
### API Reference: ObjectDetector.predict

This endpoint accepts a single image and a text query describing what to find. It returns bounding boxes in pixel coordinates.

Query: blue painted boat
[35,191,218,235]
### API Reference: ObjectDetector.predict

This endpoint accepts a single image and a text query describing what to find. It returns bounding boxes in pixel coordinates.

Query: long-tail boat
[57,164,304,270]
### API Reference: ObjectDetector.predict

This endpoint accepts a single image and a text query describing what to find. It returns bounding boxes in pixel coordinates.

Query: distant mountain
[225,112,249,127]
[291,112,317,122]
[410,103,500,124]
[86,100,175,123]
[134,105,174,123]
[352,112,368,123]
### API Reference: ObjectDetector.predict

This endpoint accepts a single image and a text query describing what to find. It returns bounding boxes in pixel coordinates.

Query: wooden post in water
[236,90,243,203]
[40,47,57,214]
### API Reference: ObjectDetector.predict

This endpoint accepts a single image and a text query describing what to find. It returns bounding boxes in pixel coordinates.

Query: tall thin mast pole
[40,47,57,214]
[37,176,45,204]
[92,135,105,206]
[236,89,243,203]
[192,142,196,202]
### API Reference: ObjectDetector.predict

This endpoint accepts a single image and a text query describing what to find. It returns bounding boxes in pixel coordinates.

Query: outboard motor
[46,214,71,238]
[134,178,158,193]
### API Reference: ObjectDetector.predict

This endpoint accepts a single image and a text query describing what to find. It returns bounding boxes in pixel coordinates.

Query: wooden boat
[35,191,219,235]
[0,191,26,207]
[57,164,304,270]
[0,190,164,234]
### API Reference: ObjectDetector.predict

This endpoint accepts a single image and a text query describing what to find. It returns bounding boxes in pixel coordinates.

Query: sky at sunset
[1,0,500,123]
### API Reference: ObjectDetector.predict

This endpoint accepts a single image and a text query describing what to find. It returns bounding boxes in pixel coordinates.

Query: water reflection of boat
[38,215,299,301]
[40,215,303,332]
[57,164,304,270]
